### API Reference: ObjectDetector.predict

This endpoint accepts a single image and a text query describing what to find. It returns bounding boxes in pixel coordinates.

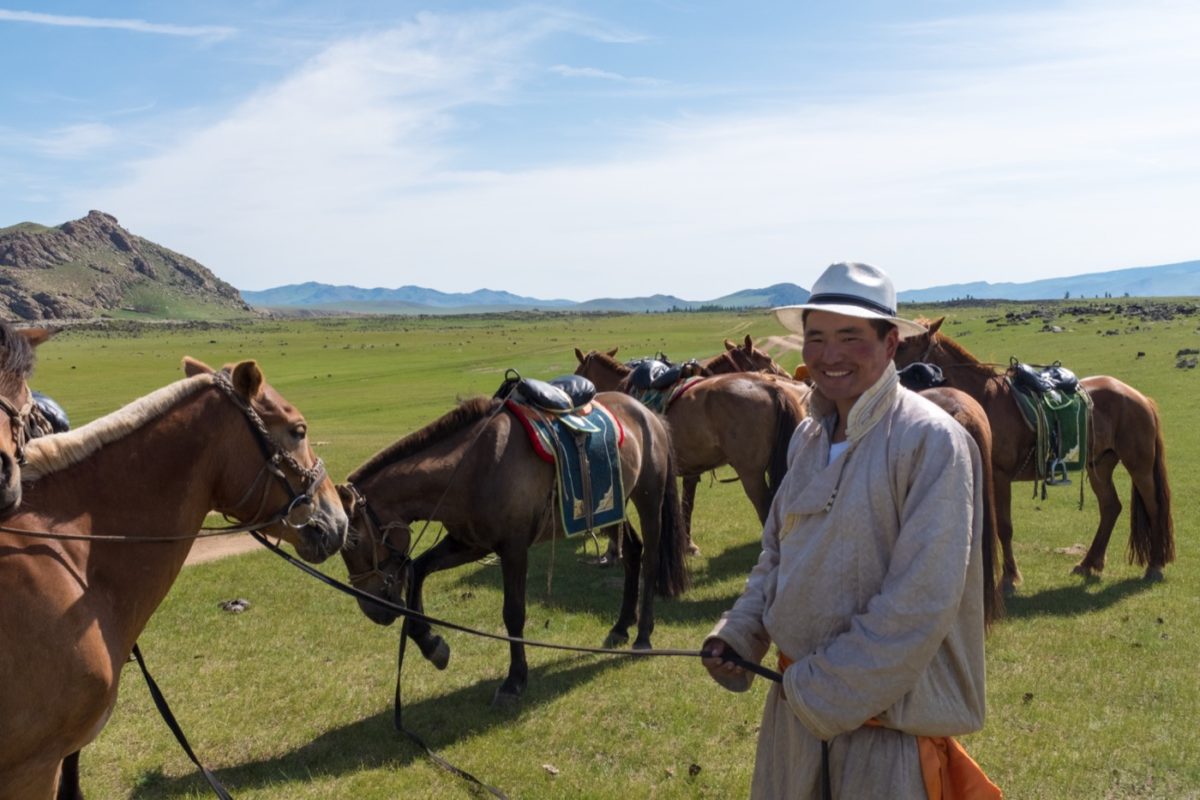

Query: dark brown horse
[0,322,54,513]
[339,391,689,704]
[0,358,348,799]
[895,317,1174,590]
[574,347,809,550]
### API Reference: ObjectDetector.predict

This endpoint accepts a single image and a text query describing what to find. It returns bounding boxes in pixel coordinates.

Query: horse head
[573,347,628,392]
[720,335,790,376]
[893,316,945,369]
[0,324,54,514]
[182,356,348,563]
[337,483,411,624]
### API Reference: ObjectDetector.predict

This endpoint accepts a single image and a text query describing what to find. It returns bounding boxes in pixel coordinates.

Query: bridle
[0,388,34,464]
[208,369,327,532]
[340,481,413,596]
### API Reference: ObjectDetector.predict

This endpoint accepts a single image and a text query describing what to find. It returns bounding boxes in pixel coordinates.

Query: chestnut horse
[0,358,348,800]
[339,391,689,705]
[573,346,809,549]
[0,322,55,513]
[895,317,1174,591]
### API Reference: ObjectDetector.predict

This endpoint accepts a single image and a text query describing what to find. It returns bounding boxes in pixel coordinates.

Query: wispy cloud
[83,3,1200,296]
[34,123,117,159]
[550,64,664,85]
[0,8,235,40]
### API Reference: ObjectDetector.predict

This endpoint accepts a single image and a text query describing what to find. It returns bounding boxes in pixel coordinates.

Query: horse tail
[1128,399,1175,567]
[766,386,804,503]
[655,450,691,598]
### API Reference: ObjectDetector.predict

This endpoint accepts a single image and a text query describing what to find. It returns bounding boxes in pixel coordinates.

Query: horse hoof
[686,542,701,556]
[491,688,521,708]
[632,639,652,651]
[1001,581,1017,598]
[421,636,450,670]
[1143,567,1165,582]
[603,630,629,649]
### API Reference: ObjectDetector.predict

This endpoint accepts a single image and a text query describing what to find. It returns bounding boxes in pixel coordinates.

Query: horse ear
[575,348,585,363]
[794,364,811,382]
[606,348,618,357]
[182,357,214,377]
[724,339,736,351]
[335,484,358,516]
[17,327,56,348]
[743,334,753,350]
[929,317,946,335]
[230,360,264,400]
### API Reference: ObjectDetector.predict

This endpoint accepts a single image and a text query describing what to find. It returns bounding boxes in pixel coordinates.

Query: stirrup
[1045,458,1071,485]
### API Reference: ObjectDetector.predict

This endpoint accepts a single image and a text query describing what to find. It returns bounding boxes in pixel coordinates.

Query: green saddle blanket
[1008,377,1091,492]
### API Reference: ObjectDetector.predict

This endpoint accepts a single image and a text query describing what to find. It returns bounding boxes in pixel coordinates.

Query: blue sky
[2,1,1198,299]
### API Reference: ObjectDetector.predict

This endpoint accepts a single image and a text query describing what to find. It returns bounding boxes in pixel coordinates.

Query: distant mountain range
[241,282,812,314]
[3,211,1198,320]
[897,260,1200,302]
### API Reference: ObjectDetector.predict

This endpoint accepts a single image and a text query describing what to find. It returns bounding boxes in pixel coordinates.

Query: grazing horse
[0,358,348,800]
[895,317,1174,590]
[574,347,810,549]
[339,391,689,705]
[0,322,54,513]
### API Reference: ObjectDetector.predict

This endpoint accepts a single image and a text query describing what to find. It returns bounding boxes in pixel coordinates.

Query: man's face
[801,310,899,412]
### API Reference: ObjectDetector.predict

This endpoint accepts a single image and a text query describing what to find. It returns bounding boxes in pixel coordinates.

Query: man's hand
[701,637,746,681]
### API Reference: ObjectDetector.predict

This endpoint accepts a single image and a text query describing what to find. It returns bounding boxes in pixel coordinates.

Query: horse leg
[1128,461,1168,581]
[994,476,1021,595]
[604,522,643,649]
[680,475,701,555]
[56,752,83,800]
[737,470,772,525]
[408,537,489,670]
[493,540,530,706]
[1075,453,1121,578]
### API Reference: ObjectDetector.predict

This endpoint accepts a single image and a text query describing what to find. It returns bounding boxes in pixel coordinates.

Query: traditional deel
[505,399,625,535]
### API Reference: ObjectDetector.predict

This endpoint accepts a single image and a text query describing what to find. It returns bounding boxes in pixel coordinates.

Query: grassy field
[23,303,1200,799]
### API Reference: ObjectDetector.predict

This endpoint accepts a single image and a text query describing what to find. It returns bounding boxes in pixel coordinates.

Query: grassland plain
[22,302,1199,799]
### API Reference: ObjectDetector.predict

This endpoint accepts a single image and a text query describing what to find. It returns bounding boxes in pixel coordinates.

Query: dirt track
[185,533,260,565]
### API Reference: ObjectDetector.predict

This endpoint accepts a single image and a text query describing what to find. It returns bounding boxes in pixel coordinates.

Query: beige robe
[708,363,987,799]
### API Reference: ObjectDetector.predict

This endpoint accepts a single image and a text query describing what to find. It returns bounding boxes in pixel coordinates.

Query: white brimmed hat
[772,262,925,339]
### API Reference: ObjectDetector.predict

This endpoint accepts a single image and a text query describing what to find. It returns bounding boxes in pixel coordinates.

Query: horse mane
[349,396,500,483]
[0,321,35,396]
[22,374,215,482]
[934,333,1002,377]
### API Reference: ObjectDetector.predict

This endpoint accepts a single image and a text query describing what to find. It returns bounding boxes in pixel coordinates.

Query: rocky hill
[0,211,253,321]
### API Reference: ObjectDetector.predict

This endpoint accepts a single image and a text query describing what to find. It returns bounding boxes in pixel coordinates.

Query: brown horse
[0,322,55,513]
[574,346,810,549]
[339,391,689,705]
[919,386,1003,626]
[0,358,348,800]
[895,317,1174,590]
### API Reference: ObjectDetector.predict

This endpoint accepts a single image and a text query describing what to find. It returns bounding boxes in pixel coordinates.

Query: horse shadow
[1002,576,1155,619]
[127,654,627,799]
[444,535,764,630]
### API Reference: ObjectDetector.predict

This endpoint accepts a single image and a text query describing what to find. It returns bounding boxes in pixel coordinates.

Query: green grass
[22,305,1200,799]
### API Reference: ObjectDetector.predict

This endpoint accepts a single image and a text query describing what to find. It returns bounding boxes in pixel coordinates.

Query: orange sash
[777,652,1002,800]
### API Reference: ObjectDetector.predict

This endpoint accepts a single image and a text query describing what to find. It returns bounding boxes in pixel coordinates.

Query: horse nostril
[0,451,15,484]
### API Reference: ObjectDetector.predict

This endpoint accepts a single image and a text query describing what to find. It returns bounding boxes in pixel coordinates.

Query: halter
[341,481,413,594]
[0,390,34,464]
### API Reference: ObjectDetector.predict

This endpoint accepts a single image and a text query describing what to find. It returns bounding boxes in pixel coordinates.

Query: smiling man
[702,262,999,799]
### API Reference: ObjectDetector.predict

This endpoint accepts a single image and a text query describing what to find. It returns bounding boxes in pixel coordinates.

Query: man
[702,262,996,799]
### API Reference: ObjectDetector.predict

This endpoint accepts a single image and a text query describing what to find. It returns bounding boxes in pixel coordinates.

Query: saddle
[495,370,625,536]
[897,362,946,392]
[494,371,597,430]
[1006,358,1091,499]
